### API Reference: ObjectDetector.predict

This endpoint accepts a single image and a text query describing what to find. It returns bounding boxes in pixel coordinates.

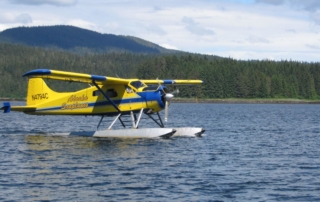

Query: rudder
[26,78,58,106]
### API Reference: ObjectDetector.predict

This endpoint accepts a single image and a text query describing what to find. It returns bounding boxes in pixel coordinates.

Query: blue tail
[1,102,11,113]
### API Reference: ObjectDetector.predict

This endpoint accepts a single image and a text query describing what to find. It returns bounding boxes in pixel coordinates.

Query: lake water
[1,102,320,201]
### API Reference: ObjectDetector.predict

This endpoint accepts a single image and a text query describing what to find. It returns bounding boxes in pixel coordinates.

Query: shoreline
[0,98,26,101]
[1,98,320,104]
[172,98,320,104]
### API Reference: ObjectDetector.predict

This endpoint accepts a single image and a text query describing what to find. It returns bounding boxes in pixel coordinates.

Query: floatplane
[1,69,204,138]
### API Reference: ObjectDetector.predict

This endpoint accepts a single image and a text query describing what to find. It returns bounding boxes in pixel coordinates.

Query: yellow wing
[23,69,203,85]
[141,79,203,85]
[23,69,137,85]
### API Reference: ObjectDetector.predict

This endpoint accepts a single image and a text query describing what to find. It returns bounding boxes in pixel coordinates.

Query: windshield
[130,81,146,89]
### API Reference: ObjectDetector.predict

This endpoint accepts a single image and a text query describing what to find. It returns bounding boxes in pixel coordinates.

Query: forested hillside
[1,43,320,100]
[137,56,320,99]
[0,43,151,98]
[0,25,178,54]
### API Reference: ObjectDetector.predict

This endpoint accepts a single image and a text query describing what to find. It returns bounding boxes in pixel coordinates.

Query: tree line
[137,55,320,99]
[1,43,320,100]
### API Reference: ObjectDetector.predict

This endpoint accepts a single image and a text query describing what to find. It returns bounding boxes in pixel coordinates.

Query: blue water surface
[0,102,320,201]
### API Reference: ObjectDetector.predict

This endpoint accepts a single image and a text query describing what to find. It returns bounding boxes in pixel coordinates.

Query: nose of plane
[164,93,174,101]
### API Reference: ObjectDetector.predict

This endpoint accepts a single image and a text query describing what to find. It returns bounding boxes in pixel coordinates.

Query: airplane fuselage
[25,80,164,116]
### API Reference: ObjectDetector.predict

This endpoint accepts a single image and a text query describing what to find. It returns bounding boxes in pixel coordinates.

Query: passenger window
[93,90,100,96]
[106,89,118,98]
[93,89,117,97]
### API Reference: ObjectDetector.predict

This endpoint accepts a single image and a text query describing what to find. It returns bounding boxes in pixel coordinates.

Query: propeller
[156,79,179,122]
[163,88,179,122]
[164,93,173,122]
[171,89,180,95]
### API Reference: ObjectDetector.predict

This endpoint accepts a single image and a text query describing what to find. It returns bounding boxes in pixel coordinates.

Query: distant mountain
[0,25,180,54]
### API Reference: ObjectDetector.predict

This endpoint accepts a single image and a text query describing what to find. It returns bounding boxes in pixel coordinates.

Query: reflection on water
[1,102,320,201]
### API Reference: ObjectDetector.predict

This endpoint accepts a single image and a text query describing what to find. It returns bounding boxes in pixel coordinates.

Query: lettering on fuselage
[61,102,89,110]
[67,94,88,102]
[32,93,48,101]
[61,94,89,110]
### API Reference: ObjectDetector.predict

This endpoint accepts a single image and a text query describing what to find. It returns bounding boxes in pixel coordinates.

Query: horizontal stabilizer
[1,102,11,113]
[11,106,37,112]
[1,102,36,113]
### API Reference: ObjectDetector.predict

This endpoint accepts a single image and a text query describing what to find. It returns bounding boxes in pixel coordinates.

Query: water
[1,102,320,201]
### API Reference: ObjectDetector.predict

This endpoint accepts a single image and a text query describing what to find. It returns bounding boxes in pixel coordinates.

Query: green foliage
[137,56,320,100]
[0,43,151,98]
[1,43,320,100]
[0,25,179,54]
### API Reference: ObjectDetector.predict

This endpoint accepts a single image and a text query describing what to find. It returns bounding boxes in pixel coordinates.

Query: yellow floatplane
[1,69,204,138]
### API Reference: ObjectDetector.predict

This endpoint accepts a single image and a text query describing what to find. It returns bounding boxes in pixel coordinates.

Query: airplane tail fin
[2,78,63,113]
[26,77,57,106]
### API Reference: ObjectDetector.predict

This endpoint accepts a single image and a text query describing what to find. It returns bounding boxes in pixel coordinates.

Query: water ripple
[1,102,320,201]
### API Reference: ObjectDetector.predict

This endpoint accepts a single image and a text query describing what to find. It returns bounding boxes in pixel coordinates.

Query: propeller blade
[165,101,169,122]
[164,93,174,122]
[171,89,179,95]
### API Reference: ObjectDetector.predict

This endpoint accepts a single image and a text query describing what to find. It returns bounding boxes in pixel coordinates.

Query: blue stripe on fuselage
[34,91,164,113]
[137,91,164,109]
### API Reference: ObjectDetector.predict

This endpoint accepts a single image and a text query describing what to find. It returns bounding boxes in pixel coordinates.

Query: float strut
[135,108,144,129]
[157,112,165,128]
[97,115,104,130]
[130,108,144,129]
[147,112,165,128]
[108,113,122,130]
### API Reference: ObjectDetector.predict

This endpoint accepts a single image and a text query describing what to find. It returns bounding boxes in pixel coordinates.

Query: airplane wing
[22,69,203,85]
[23,69,133,85]
[141,79,203,85]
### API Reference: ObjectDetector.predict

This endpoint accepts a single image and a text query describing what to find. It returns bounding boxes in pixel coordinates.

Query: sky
[0,0,320,62]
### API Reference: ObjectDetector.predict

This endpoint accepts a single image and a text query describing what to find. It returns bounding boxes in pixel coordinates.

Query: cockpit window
[130,81,145,89]
[143,85,159,91]
[126,86,134,93]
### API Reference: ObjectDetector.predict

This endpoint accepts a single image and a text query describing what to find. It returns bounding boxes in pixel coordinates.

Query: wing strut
[92,80,121,113]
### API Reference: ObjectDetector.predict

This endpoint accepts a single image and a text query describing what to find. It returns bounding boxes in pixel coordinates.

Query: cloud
[306,44,320,49]
[1,0,319,62]
[255,0,285,6]
[153,6,163,12]
[182,16,215,36]
[16,14,33,23]
[289,0,320,12]
[286,29,296,33]
[0,13,32,24]
[9,0,77,6]
[145,24,167,35]
[160,43,179,50]
[310,11,320,25]
[255,0,320,26]
[66,19,97,31]
[246,36,270,44]
[255,0,320,11]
